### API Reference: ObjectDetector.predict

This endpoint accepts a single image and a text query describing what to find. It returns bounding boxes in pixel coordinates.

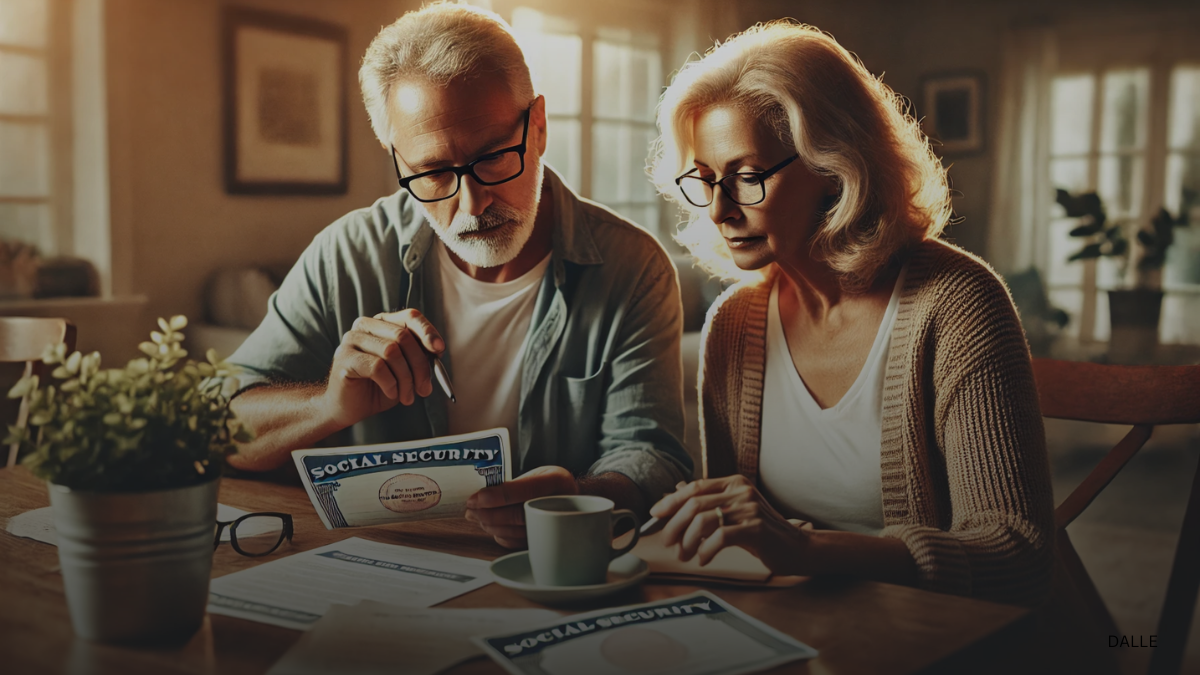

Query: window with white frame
[510,6,666,239]
[0,0,61,259]
[1047,61,1200,344]
[0,0,111,297]
[1164,67,1200,285]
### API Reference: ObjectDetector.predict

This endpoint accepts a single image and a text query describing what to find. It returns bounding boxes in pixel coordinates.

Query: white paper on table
[266,601,560,675]
[4,504,258,546]
[4,506,57,545]
[474,591,818,675]
[207,536,494,631]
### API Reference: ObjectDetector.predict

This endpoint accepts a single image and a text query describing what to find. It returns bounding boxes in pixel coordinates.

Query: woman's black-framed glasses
[213,512,293,557]
[391,107,531,203]
[675,154,800,207]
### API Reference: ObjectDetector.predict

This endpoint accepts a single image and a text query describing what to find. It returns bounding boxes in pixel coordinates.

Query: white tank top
[757,269,905,535]
[437,241,551,443]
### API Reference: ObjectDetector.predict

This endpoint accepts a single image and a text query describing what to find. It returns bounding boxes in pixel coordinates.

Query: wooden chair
[1033,359,1200,675]
[1,317,76,469]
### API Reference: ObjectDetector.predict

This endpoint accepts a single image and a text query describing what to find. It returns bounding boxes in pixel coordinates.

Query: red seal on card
[378,474,442,512]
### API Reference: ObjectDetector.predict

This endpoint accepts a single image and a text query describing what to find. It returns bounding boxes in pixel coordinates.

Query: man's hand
[320,309,445,431]
[465,466,579,549]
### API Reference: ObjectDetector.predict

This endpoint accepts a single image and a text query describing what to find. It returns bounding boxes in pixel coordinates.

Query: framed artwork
[920,72,985,156]
[222,8,348,194]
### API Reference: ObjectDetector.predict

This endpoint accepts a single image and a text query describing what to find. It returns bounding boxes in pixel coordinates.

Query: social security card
[474,590,817,675]
[292,428,511,529]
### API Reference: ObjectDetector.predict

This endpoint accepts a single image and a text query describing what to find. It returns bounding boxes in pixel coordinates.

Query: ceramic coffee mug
[524,495,641,587]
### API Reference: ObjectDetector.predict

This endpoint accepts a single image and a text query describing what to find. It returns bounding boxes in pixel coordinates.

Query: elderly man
[226,3,690,548]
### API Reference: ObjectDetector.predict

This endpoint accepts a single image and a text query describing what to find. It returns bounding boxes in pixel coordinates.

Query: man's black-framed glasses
[213,512,293,557]
[675,154,800,207]
[391,107,531,203]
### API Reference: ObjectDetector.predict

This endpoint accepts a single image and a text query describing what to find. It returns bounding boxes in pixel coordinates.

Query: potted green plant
[1056,189,1190,363]
[6,316,251,643]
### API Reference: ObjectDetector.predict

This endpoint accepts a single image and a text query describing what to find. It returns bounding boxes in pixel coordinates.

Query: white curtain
[987,25,1058,275]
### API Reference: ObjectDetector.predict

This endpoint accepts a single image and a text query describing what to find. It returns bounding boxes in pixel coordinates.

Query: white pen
[639,481,687,535]
[640,516,664,536]
[432,355,457,403]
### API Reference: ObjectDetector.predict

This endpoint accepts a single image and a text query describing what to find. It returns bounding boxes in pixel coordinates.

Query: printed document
[292,428,510,529]
[475,591,818,675]
[208,537,493,630]
[267,601,559,675]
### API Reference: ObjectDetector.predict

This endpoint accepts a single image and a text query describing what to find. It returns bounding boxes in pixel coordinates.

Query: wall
[104,0,416,330]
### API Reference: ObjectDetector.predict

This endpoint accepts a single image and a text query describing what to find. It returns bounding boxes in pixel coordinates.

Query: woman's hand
[650,475,812,575]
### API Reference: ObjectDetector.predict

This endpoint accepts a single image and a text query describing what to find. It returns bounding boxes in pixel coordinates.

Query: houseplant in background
[1057,188,1190,363]
[6,316,250,643]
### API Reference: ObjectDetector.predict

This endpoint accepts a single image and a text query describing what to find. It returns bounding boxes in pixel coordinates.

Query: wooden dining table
[0,467,1116,675]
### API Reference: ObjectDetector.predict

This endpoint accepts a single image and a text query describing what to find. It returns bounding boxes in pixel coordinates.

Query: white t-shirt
[437,241,551,443]
[757,269,905,535]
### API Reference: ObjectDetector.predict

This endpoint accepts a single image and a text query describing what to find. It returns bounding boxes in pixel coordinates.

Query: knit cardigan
[697,238,1055,606]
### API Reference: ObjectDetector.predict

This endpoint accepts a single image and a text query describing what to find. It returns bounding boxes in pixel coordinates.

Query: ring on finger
[715,505,728,527]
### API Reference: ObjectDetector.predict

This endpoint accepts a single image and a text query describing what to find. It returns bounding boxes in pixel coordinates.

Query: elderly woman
[647,22,1054,606]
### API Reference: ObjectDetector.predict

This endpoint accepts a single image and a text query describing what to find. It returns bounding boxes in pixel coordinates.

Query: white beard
[420,161,544,269]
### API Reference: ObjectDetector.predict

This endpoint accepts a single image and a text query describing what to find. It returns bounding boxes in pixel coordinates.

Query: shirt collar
[544,165,603,267]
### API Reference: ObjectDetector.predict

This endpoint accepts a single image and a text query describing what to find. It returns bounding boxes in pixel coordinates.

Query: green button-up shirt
[230,169,693,504]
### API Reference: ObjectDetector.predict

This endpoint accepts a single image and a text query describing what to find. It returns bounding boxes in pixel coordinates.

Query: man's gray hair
[359,2,535,146]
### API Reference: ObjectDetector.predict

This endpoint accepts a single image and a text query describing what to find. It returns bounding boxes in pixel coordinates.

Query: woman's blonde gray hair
[359,2,535,147]
[649,21,952,290]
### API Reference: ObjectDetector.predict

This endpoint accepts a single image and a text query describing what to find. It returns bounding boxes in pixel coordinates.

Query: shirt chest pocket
[558,367,606,449]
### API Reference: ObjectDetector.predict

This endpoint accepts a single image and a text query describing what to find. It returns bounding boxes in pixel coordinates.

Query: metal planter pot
[47,476,219,643]
[1107,289,1164,365]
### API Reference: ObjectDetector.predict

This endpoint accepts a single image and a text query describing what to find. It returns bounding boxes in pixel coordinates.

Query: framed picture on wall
[920,72,985,156]
[222,8,348,194]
